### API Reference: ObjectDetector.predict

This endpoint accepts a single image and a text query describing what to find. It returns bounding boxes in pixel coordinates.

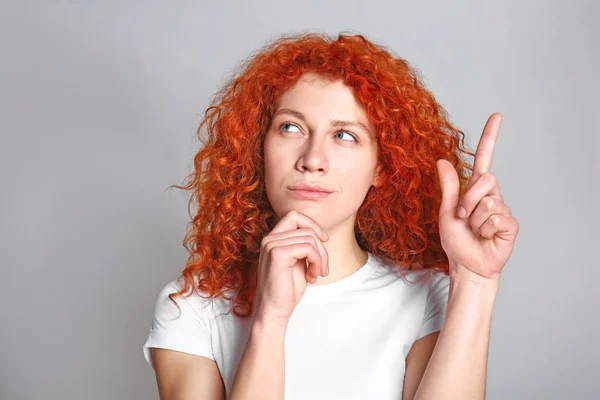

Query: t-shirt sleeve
[416,271,451,340]
[142,279,215,369]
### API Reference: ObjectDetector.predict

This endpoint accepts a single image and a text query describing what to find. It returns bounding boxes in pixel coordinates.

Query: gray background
[1,1,597,399]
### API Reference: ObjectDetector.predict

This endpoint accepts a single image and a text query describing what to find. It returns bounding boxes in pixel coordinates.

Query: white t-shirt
[143,252,450,399]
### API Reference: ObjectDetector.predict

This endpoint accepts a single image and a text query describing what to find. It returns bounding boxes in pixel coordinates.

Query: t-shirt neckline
[302,252,377,299]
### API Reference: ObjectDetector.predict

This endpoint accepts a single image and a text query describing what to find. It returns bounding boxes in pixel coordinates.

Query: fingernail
[457,206,467,218]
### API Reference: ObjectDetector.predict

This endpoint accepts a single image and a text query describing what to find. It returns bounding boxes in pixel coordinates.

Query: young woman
[142,32,519,400]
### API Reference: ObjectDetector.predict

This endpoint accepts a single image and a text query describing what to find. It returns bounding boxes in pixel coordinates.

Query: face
[263,73,379,231]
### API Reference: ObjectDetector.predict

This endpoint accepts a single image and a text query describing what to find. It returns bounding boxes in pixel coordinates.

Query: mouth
[287,188,332,200]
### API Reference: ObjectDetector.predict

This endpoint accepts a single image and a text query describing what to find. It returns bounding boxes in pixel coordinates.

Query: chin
[275,204,330,227]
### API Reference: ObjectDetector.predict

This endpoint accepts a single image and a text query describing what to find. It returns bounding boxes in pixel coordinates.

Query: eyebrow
[273,108,373,136]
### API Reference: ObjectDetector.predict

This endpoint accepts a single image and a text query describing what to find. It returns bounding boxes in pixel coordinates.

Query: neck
[311,217,368,286]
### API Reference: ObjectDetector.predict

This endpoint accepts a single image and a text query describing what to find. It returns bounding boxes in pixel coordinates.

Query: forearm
[414,264,500,400]
[229,319,287,400]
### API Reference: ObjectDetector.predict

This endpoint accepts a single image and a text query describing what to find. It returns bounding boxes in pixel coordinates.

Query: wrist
[449,262,501,288]
[252,314,289,337]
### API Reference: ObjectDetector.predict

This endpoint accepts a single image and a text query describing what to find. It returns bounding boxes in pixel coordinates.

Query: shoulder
[415,269,450,291]
[143,277,227,367]
[401,268,450,302]
[155,277,244,327]
[150,277,217,329]
[369,253,450,291]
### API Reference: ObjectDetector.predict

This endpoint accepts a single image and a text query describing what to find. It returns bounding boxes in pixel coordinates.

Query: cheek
[263,136,277,173]
[264,139,285,180]
[335,154,377,192]
[263,136,293,201]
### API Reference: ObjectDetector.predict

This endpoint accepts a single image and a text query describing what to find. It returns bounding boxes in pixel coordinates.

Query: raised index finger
[472,112,502,181]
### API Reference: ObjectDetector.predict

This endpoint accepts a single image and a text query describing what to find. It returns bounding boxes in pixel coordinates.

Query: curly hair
[168,31,475,317]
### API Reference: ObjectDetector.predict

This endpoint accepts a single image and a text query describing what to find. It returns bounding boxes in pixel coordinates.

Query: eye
[277,123,358,143]
[278,123,301,134]
[334,130,358,142]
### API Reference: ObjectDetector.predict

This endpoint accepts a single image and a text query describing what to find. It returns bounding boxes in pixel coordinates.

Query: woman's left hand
[436,113,519,283]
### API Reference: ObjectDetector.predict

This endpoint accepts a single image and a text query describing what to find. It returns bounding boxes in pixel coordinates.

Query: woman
[143,32,519,400]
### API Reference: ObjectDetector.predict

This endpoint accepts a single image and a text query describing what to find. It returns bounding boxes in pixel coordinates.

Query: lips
[287,183,333,193]
[287,183,333,200]
[287,188,332,200]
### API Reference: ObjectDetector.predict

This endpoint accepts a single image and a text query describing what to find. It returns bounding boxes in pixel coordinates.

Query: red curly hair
[168,31,475,317]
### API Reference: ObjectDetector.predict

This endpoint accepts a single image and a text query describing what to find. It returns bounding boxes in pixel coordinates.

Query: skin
[152,72,519,399]
[411,113,519,399]
[263,72,381,286]
[436,112,518,284]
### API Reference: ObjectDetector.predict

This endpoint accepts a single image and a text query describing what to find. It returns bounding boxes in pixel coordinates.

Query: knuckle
[264,241,277,253]
[483,197,495,210]
[304,243,319,256]
[306,236,318,247]
[299,242,312,251]
[305,228,320,242]
[300,228,316,236]
[484,172,497,186]
[269,245,285,258]
[301,240,314,250]
[260,236,271,248]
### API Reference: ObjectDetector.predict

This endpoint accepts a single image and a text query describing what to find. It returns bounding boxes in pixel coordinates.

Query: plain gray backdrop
[1,1,597,399]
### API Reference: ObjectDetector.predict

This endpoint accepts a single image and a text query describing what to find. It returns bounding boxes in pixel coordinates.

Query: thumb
[436,159,460,215]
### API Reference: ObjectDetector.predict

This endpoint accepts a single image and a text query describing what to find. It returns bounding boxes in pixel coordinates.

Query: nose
[295,136,329,174]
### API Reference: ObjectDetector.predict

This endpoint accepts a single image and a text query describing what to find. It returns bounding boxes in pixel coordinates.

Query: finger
[470,113,502,186]
[478,213,519,241]
[265,235,324,279]
[270,210,328,242]
[468,196,506,235]
[269,242,322,283]
[313,234,329,277]
[304,259,318,284]
[436,159,460,215]
[264,228,322,243]
[270,211,329,278]
[264,228,329,277]
[457,172,502,219]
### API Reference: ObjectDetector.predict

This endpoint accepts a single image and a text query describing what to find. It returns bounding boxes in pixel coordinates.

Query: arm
[151,317,287,400]
[229,318,287,400]
[402,332,440,400]
[150,317,287,400]
[228,211,329,399]
[152,348,225,400]
[412,264,499,400]
[424,113,517,399]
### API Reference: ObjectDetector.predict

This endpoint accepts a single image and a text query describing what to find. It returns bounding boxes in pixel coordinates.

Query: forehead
[274,73,369,121]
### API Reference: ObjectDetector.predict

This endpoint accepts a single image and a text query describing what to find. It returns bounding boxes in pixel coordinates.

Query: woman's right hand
[254,210,329,326]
